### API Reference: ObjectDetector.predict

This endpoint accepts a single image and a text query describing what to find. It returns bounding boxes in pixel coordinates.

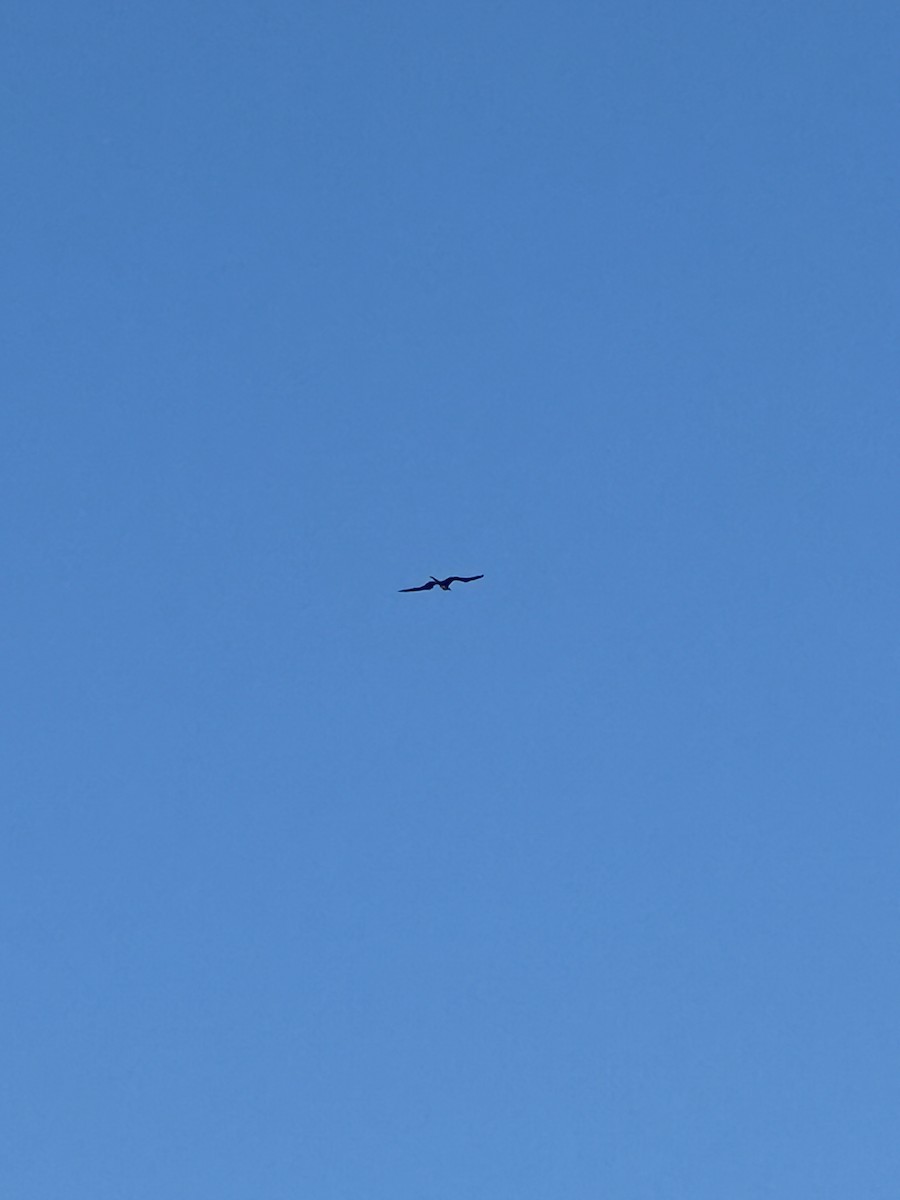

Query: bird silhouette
[399,574,484,592]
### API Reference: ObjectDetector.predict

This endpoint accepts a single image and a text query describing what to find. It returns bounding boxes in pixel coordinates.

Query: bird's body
[399,574,484,592]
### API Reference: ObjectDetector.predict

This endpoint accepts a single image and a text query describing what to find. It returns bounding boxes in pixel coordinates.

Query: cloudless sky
[3,2,899,1196]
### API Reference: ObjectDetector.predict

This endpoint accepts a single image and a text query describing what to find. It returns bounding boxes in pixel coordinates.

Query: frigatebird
[399,574,484,592]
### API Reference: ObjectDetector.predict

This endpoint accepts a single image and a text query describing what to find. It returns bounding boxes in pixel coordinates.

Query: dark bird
[399,574,484,592]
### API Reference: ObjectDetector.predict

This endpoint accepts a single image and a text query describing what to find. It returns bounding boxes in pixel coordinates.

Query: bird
[399,574,484,592]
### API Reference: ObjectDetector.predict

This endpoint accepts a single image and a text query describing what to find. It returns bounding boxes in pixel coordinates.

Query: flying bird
[399,574,484,592]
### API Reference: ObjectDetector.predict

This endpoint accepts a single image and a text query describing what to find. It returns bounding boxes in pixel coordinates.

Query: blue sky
[3,2,899,1196]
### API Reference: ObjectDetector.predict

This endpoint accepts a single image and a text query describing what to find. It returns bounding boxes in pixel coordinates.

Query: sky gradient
[3,2,899,1196]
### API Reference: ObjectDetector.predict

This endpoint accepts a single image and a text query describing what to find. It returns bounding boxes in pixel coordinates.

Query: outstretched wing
[399,580,436,592]
[444,574,484,585]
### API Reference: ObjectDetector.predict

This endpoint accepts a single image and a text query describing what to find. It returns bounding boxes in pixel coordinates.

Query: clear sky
[3,2,899,1196]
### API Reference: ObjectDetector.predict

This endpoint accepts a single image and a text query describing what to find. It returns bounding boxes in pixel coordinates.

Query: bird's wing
[399,581,435,592]
[445,574,484,584]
